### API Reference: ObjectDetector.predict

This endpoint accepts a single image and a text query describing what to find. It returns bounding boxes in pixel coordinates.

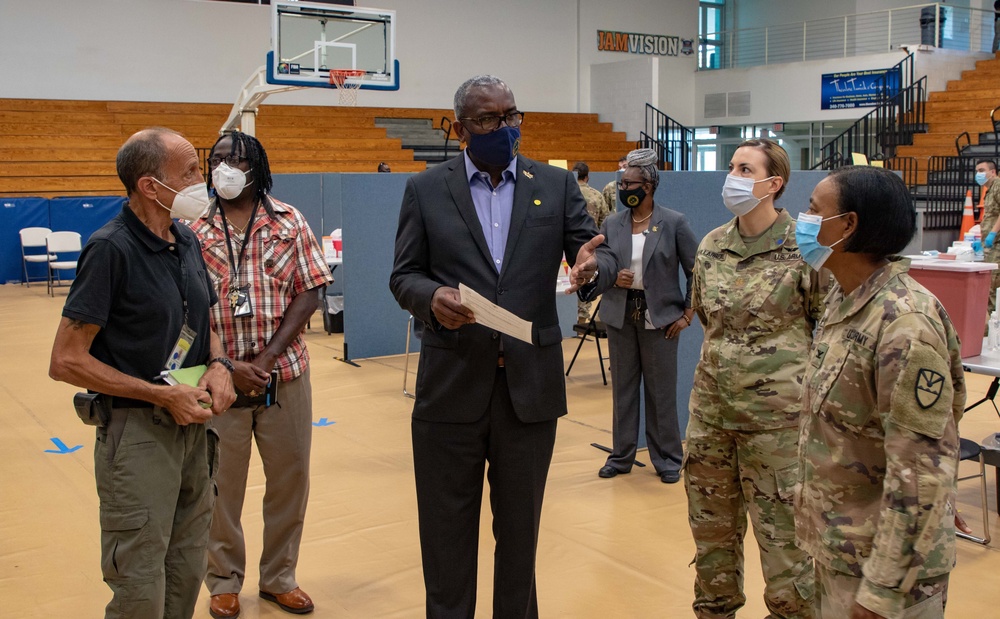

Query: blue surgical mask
[795,212,847,270]
[976,172,988,186]
[465,126,520,167]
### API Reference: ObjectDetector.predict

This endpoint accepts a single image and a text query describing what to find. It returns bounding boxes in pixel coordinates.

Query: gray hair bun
[627,149,658,168]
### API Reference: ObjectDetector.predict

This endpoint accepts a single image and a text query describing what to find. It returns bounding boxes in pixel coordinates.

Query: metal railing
[922,155,978,230]
[706,4,995,71]
[816,54,925,167]
[640,105,693,171]
[439,117,454,160]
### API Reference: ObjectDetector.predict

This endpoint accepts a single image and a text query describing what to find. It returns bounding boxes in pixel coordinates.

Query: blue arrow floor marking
[312,418,336,427]
[45,438,83,454]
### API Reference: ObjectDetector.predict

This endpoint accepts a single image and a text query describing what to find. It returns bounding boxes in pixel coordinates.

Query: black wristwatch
[209,356,235,373]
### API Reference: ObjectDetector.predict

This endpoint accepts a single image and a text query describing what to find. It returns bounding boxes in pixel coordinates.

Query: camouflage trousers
[578,299,593,322]
[684,415,814,619]
[814,563,947,619]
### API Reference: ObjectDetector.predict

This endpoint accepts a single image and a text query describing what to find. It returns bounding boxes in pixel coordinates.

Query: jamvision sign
[597,30,680,57]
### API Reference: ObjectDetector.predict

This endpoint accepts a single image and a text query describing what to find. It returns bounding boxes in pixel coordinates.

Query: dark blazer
[586,205,697,329]
[390,154,597,423]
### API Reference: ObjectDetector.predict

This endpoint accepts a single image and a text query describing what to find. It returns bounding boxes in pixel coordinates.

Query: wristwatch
[209,356,235,373]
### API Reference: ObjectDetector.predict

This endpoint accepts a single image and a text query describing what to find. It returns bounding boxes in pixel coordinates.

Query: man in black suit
[390,75,599,618]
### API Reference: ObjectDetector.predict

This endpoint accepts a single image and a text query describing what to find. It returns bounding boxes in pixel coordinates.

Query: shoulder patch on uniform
[890,340,953,439]
[915,368,945,409]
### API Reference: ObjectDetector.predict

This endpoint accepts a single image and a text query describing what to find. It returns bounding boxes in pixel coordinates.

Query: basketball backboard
[268,1,398,91]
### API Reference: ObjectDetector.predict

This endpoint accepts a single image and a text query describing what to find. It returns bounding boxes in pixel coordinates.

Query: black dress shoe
[660,470,680,484]
[598,465,619,478]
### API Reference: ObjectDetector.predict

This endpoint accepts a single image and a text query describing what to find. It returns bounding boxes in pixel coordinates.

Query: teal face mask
[795,212,847,270]
[976,172,988,186]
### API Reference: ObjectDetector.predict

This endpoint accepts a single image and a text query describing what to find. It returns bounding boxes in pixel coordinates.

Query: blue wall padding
[269,169,832,431]
[48,196,124,244]
[0,197,50,284]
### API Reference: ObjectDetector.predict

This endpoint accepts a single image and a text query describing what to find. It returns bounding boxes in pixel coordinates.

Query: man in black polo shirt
[49,128,236,619]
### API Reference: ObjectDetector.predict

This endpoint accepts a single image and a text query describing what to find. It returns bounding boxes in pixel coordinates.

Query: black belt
[110,396,155,409]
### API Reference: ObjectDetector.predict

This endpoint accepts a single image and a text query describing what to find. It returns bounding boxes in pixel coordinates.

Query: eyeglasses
[459,111,525,132]
[617,179,645,190]
[208,155,248,168]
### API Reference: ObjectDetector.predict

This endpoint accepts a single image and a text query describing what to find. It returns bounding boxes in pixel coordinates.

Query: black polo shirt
[63,203,218,382]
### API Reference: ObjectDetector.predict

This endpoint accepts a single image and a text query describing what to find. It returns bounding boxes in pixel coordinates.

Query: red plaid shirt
[190,197,333,381]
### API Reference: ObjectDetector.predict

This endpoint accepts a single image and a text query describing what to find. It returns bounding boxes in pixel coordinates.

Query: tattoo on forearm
[68,319,86,331]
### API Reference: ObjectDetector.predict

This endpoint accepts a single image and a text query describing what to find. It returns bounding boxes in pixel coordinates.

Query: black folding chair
[565,300,609,385]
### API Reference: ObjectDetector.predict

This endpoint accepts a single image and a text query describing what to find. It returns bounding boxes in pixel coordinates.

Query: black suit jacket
[390,154,596,423]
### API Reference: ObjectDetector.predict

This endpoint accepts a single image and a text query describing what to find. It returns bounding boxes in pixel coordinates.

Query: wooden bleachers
[0,99,633,198]
[896,55,1000,183]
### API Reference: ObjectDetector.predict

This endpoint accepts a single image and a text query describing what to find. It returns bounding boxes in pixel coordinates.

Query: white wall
[0,0,991,133]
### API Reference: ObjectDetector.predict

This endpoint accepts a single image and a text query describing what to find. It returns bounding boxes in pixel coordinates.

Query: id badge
[165,324,197,371]
[230,285,253,317]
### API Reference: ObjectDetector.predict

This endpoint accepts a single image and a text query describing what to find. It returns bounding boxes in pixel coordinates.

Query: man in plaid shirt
[189,132,332,619]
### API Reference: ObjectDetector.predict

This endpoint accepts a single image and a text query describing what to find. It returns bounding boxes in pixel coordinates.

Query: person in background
[191,132,332,619]
[579,148,697,483]
[378,162,392,173]
[602,155,629,214]
[795,165,964,619]
[573,160,612,323]
[49,127,236,618]
[976,160,1000,317]
[684,138,822,618]
[993,0,999,53]
[389,75,598,619]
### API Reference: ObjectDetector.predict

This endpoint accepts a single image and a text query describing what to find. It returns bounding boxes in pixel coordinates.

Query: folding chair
[19,227,55,287]
[957,437,991,545]
[565,299,609,385]
[46,231,82,296]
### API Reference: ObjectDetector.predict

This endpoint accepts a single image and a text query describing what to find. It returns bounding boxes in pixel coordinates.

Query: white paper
[459,283,534,345]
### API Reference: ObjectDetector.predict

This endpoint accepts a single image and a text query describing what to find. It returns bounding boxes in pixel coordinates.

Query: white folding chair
[46,231,82,296]
[19,227,55,287]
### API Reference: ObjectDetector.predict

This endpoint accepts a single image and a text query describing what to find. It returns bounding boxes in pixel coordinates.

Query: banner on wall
[597,30,682,57]
[820,68,901,110]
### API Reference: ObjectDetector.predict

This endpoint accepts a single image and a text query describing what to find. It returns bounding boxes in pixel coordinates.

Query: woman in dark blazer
[582,148,698,483]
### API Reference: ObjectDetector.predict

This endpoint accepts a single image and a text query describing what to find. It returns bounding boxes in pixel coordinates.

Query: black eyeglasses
[459,111,525,132]
[208,155,248,168]
[617,179,645,190]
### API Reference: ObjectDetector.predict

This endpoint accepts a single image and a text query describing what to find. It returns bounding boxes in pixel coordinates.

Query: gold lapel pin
[523,170,534,179]
[533,199,541,205]
[652,226,658,232]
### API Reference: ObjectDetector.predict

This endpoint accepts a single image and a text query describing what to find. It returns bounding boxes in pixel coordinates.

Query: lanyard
[219,202,259,288]
[163,226,191,325]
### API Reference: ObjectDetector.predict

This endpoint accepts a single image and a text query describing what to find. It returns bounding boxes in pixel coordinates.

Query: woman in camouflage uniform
[685,139,822,619]
[795,166,964,619]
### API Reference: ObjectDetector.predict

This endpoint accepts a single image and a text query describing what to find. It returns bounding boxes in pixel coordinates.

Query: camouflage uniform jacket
[579,182,610,228]
[602,180,617,215]
[979,179,1000,238]
[795,258,965,619]
[690,209,828,431]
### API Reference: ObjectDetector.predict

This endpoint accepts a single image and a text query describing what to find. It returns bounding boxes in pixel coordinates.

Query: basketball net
[329,69,365,106]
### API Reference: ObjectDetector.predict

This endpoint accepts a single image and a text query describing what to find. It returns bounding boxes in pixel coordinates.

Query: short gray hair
[116,127,180,196]
[626,148,660,192]
[453,75,509,118]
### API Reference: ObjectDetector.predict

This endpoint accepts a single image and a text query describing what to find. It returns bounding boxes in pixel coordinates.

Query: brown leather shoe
[209,593,240,619]
[259,587,314,614]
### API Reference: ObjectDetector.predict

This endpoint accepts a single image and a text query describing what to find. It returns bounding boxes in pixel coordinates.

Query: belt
[626,289,646,300]
[110,396,155,409]
[497,352,505,368]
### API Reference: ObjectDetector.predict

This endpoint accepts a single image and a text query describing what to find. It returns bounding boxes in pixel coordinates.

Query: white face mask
[212,162,252,200]
[722,174,775,217]
[152,178,210,220]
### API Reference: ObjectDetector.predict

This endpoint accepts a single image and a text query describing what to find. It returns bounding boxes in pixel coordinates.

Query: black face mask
[619,186,646,209]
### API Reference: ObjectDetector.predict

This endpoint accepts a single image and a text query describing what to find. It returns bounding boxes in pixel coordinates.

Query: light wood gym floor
[1,283,998,618]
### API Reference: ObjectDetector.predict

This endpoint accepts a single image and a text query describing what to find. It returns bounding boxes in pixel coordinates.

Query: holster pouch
[74,392,109,427]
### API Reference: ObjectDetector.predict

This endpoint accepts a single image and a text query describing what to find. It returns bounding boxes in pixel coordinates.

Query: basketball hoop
[329,69,366,106]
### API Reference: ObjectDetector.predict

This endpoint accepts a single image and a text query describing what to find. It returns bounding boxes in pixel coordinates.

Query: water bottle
[990,312,1000,351]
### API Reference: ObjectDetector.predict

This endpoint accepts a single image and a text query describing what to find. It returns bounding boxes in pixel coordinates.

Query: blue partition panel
[320,174,344,296]
[0,197,49,284]
[49,196,124,244]
[339,173,412,360]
